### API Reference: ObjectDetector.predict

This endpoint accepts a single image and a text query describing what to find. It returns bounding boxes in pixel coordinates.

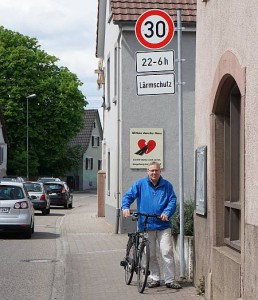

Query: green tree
[0,26,88,177]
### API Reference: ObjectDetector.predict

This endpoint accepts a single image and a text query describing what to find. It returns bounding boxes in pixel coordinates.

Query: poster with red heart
[130,128,163,169]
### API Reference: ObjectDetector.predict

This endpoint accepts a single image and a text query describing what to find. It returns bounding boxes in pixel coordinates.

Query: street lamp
[26,94,36,180]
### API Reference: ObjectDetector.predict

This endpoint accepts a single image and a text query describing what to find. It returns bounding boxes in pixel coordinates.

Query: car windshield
[38,178,61,183]
[1,177,22,182]
[0,186,24,200]
[24,183,42,193]
[44,183,62,192]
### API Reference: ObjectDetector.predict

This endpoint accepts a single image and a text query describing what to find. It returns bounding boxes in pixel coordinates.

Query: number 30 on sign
[135,9,175,49]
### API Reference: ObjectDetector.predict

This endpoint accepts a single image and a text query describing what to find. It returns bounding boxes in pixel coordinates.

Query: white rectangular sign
[130,128,163,169]
[136,50,174,73]
[136,73,175,96]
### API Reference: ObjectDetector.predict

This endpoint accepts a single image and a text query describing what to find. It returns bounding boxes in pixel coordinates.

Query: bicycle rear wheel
[137,241,150,293]
[125,236,135,285]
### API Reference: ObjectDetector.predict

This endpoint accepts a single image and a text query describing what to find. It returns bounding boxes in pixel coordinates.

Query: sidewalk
[60,193,203,300]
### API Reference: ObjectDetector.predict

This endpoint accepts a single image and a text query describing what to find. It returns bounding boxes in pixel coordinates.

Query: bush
[171,199,194,236]
[196,276,205,296]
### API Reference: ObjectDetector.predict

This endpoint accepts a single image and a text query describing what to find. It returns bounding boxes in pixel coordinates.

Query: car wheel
[64,201,69,209]
[23,221,33,239]
[32,219,35,234]
[68,200,73,209]
[46,208,50,215]
[42,208,47,215]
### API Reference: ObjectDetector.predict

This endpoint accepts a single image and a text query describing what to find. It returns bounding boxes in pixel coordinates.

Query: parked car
[24,181,50,215]
[0,182,34,238]
[1,176,24,183]
[44,181,73,209]
[37,177,61,183]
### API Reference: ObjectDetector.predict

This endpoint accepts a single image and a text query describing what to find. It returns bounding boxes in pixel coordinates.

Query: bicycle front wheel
[137,241,150,293]
[125,237,135,285]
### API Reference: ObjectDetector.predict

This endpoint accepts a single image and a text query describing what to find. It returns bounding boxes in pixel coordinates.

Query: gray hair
[147,161,161,170]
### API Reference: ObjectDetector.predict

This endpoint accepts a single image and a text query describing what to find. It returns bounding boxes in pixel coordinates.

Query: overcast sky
[0,0,102,109]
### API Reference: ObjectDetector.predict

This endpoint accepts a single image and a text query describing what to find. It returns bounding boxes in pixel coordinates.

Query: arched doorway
[210,51,245,299]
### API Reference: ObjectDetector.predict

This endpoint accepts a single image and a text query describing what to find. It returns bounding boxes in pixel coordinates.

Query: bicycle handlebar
[131,212,159,219]
[130,212,161,232]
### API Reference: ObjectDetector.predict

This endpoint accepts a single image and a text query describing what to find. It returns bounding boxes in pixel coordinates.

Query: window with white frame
[0,146,3,164]
[107,151,110,196]
[106,56,111,110]
[113,46,118,103]
[85,157,93,170]
[92,136,100,147]
[98,159,102,170]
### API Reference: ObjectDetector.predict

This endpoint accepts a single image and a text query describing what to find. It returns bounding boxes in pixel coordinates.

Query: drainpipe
[177,9,185,278]
[115,28,122,234]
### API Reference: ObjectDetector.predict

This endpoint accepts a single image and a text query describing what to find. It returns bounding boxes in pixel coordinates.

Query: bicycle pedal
[141,268,150,275]
[120,260,127,267]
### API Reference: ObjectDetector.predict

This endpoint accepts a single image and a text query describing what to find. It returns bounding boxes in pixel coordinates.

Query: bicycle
[120,212,159,293]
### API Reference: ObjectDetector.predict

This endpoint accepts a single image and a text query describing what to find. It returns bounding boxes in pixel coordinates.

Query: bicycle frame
[127,230,148,268]
[121,212,158,293]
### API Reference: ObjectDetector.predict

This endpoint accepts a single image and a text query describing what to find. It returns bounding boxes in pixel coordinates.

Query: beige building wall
[195,1,258,299]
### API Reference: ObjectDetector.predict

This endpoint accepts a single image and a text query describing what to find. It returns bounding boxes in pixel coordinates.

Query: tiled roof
[110,0,196,24]
[70,109,101,151]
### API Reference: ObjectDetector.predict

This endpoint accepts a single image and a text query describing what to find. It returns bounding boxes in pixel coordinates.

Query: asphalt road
[0,194,75,300]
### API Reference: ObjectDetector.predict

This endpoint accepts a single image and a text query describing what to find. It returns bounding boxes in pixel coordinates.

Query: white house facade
[96,0,196,233]
[68,109,102,191]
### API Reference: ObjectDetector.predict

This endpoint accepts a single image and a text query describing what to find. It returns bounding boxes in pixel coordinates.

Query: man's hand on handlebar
[122,209,131,218]
[160,213,168,221]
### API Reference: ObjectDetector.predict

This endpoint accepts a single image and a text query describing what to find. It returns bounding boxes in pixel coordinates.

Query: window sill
[213,245,241,263]
[224,238,241,252]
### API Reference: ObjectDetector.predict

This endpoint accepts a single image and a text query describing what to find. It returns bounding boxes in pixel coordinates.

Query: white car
[24,181,50,215]
[0,182,35,238]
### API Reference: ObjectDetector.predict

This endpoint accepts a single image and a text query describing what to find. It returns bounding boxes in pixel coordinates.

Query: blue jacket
[121,176,177,231]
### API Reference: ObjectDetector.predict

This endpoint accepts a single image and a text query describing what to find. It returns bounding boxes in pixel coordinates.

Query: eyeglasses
[148,169,160,173]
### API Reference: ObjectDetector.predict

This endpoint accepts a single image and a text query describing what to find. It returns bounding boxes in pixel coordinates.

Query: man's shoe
[166,282,182,289]
[148,280,160,288]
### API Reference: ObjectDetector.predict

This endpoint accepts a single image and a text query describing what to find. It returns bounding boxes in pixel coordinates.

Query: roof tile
[70,109,100,151]
[110,0,197,23]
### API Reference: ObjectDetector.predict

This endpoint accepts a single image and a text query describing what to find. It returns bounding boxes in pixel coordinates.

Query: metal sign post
[177,8,185,279]
[135,9,185,277]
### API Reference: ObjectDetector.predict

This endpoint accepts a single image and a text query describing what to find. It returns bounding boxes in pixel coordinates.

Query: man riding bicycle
[122,161,182,289]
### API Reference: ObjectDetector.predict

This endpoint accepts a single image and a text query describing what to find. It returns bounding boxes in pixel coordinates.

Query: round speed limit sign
[135,9,175,49]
